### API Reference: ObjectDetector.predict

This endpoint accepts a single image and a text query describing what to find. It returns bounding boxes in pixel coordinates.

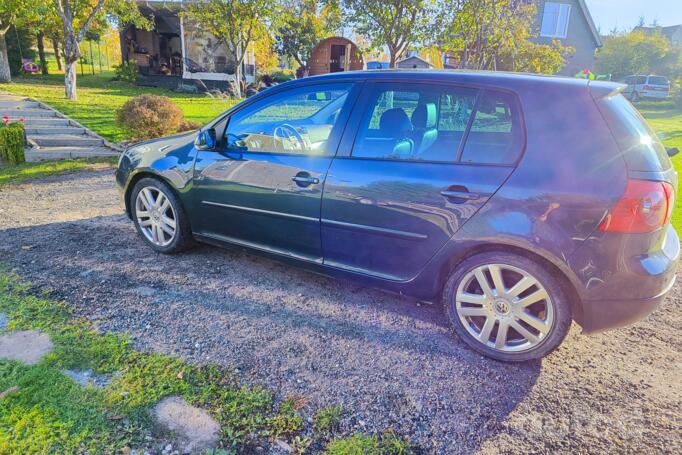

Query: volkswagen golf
[116,71,679,362]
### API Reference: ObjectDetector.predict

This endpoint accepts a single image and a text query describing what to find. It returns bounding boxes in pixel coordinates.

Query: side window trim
[220,80,361,157]
[455,91,482,162]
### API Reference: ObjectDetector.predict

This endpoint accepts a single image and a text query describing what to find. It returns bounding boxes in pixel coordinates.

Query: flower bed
[0,116,26,166]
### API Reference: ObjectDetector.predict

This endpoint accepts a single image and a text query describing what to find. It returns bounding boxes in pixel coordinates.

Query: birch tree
[53,0,146,99]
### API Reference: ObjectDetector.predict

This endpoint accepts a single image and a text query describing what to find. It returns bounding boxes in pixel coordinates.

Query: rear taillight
[599,180,675,233]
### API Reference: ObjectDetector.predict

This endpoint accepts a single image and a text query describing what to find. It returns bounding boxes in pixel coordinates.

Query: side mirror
[667,147,679,158]
[195,128,217,150]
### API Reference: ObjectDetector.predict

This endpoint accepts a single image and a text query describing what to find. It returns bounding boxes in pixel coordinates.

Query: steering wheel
[273,123,309,151]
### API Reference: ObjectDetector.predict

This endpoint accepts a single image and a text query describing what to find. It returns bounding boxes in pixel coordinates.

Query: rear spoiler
[589,80,625,100]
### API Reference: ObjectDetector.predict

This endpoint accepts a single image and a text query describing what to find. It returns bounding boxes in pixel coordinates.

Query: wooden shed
[308,37,364,76]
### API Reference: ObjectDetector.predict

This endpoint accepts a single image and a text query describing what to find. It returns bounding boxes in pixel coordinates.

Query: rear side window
[460,91,524,165]
[647,76,668,86]
[597,93,671,171]
[352,82,477,162]
[350,83,524,165]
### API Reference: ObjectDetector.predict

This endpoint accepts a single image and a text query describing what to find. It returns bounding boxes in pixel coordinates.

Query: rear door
[191,81,358,263]
[320,81,525,281]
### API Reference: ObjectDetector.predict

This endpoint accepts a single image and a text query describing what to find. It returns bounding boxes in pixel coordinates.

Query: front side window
[540,2,571,38]
[225,83,352,155]
[352,83,477,162]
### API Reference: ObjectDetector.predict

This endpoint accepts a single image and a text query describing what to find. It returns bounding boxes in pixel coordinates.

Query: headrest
[412,103,437,129]
[380,108,412,138]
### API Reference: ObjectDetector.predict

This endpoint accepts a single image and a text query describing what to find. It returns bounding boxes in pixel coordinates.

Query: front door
[191,82,358,262]
[321,82,525,280]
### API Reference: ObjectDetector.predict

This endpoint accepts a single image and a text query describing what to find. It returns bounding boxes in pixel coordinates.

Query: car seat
[411,103,438,156]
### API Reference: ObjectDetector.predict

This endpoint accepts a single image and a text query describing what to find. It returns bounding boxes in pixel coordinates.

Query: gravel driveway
[1,170,680,454]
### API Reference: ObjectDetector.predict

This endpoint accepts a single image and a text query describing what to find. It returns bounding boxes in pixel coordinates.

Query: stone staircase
[0,94,120,162]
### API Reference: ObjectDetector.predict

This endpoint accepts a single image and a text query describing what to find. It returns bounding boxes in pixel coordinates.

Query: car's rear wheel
[131,177,193,254]
[443,252,571,362]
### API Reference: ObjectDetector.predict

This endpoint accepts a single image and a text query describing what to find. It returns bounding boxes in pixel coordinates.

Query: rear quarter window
[597,93,671,172]
[459,90,524,165]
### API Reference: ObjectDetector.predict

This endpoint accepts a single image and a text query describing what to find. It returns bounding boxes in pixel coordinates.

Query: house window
[541,2,571,38]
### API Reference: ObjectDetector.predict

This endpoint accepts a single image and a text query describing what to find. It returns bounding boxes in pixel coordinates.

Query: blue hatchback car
[116,71,679,361]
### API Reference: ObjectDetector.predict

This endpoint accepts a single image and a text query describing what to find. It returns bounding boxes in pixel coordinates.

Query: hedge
[0,122,26,166]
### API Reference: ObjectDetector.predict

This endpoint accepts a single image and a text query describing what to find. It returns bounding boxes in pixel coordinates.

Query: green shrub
[0,121,26,166]
[674,86,682,110]
[270,69,295,83]
[314,404,344,435]
[116,94,184,140]
[113,61,137,84]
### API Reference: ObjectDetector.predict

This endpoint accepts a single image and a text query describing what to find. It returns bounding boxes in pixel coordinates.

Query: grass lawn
[0,270,412,453]
[0,72,239,143]
[0,157,117,187]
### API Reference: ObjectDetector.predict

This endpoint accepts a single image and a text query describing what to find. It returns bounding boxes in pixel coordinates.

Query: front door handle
[292,173,320,186]
[440,190,480,201]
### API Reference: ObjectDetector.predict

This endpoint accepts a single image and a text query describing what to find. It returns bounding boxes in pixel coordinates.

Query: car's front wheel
[443,252,572,362]
[130,177,193,254]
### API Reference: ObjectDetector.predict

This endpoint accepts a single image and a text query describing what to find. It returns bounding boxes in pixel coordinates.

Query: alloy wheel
[455,264,554,353]
[135,186,177,247]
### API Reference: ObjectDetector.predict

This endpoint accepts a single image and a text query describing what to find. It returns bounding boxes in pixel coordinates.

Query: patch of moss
[324,431,414,455]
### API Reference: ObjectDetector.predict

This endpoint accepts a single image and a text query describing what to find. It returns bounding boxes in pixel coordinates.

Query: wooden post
[344,43,351,72]
[89,40,95,75]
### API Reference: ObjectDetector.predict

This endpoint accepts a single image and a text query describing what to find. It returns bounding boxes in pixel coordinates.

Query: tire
[130,177,194,254]
[443,252,572,362]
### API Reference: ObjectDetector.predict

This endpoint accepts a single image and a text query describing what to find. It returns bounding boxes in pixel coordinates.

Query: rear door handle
[292,175,320,186]
[440,190,481,200]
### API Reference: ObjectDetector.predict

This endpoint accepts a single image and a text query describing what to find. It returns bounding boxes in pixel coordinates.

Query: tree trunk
[64,60,77,100]
[0,33,11,83]
[389,50,397,69]
[62,33,80,100]
[52,38,63,71]
[37,32,48,75]
[234,61,242,99]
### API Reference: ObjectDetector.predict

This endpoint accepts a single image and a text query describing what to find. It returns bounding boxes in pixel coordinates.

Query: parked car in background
[622,75,671,101]
[117,71,679,362]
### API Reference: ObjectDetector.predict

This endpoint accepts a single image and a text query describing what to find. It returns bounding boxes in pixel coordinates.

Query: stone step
[17,117,71,126]
[25,146,119,162]
[31,134,103,147]
[0,100,40,109]
[0,108,56,118]
[25,126,86,135]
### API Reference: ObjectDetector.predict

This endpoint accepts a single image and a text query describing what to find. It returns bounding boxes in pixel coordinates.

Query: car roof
[284,69,587,88]
[279,69,623,97]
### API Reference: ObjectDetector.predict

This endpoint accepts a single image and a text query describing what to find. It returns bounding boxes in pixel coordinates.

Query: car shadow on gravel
[0,214,542,452]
